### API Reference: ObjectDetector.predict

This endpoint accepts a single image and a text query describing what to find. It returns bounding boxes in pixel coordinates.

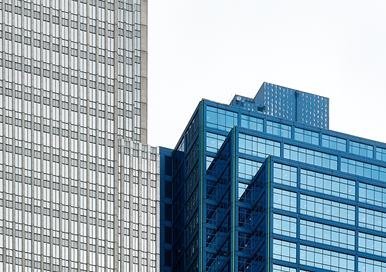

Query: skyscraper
[160,82,386,272]
[0,0,159,271]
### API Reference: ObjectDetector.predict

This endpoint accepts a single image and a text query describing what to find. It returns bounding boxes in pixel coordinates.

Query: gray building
[0,0,159,271]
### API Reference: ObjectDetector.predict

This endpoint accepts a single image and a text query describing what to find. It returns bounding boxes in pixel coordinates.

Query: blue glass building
[160,82,386,272]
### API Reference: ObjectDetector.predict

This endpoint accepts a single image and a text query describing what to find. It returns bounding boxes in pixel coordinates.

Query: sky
[148,0,386,149]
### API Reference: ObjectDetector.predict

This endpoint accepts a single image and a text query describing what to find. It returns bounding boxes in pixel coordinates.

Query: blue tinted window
[341,157,386,183]
[273,213,297,238]
[359,257,386,272]
[273,188,297,213]
[206,106,237,132]
[266,121,291,138]
[272,264,296,272]
[177,139,185,152]
[359,232,386,258]
[359,183,386,208]
[239,133,280,158]
[294,127,319,145]
[238,158,261,180]
[300,195,355,225]
[284,144,337,170]
[206,132,226,153]
[238,183,248,199]
[273,239,297,263]
[206,156,214,169]
[359,207,386,232]
[376,147,386,162]
[300,219,355,250]
[238,158,261,197]
[300,169,355,200]
[273,163,297,187]
[349,141,373,159]
[321,134,346,152]
[240,114,263,132]
[300,245,354,272]
[297,92,329,129]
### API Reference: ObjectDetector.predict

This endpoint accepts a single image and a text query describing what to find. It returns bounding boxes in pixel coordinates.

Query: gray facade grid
[0,0,159,272]
[118,140,159,272]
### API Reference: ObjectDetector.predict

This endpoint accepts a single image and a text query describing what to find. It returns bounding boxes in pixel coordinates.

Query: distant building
[161,82,386,272]
[0,1,159,271]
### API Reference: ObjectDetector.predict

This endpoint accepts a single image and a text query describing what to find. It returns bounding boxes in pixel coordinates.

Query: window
[240,114,263,132]
[206,106,237,132]
[300,169,355,200]
[300,195,355,225]
[341,157,386,183]
[359,257,386,272]
[266,121,291,138]
[300,219,355,250]
[359,207,386,232]
[206,156,214,169]
[272,265,296,272]
[239,134,280,158]
[321,134,346,152]
[273,163,297,187]
[284,144,337,170]
[349,141,373,158]
[376,147,386,162]
[273,189,297,213]
[238,158,261,198]
[206,132,226,153]
[359,183,386,208]
[300,245,354,272]
[294,127,319,145]
[238,158,261,180]
[273,214,297,238]
[359,232,386,258]
[273,239,296,263]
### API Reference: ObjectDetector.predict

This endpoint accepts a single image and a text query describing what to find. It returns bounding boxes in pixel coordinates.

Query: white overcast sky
[148,0,386,149]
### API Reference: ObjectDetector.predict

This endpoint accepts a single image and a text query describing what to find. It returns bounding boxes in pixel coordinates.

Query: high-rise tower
[0,1,159,271]
[161,82,386,272]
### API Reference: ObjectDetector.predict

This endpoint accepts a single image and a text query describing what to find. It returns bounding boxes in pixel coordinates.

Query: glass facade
[160,82,386,272]
[255,82,329,129]
[0,1,159,272]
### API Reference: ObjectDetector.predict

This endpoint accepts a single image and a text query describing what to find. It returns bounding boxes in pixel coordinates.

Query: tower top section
[230,82,329,129]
